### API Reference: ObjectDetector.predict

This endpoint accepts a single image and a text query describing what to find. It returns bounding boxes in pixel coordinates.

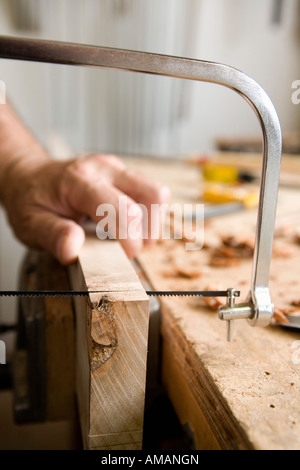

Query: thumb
[23,211,85,265]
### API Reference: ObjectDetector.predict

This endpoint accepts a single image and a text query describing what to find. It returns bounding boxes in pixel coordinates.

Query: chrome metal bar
[0,36,282,327]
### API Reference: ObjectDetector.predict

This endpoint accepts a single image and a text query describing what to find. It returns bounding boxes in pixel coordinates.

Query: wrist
[0,102,50,202]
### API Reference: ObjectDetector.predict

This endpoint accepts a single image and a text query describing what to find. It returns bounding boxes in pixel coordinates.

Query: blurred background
[0,0,300,450]
[0,0,300,354]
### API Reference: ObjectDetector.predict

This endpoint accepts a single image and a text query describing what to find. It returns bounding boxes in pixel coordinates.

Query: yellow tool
[194,160,259,208]
[198,160,256,183]
[202,163,240,183]
[203,183,259,208]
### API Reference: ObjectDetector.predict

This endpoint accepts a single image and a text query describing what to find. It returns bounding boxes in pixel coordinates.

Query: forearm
[0,102,49,201]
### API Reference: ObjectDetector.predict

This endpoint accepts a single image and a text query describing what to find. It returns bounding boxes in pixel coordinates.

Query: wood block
[69,237,149,450]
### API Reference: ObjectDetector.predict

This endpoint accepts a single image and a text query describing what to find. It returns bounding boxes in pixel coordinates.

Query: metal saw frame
[0,36,282,337]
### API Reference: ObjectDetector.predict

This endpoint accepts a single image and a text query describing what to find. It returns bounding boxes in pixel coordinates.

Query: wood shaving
[209,255,240,268]
[221,234,254,257]
[180,232,197,243]
[209,232,292,268]
[209,234,254,267]
[209,246,241,267]
[201,296,223,311]
[199,284,224,311]
[173,265,203,279]
[273,307,293,324]
[160,264,203,279]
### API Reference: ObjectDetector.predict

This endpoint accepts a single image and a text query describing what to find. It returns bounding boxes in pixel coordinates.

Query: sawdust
[209,234,254,267]
[221,234,254,256]
[197,284,225,311]
[158,225,300,325]
[209,247,241,267]
[201,295,223,311]
[161,263,203,279]
[273,307,290,324]
[209,233,293,267]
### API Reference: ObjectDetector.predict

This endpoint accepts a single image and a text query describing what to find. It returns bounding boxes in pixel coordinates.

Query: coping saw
[0,36,282,340]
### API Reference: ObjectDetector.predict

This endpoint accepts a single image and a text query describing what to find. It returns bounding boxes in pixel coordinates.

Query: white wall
[1,0,300,158]
[0,0,299,328]
[187,0,300,151]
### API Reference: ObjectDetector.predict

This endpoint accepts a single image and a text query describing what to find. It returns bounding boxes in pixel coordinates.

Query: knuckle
[66,159,91,178]
[65,154,125,184]
[94,154,125,171]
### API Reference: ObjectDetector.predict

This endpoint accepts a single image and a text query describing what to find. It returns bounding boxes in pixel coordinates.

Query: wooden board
[124,156,300,450]
[68,237,149,450]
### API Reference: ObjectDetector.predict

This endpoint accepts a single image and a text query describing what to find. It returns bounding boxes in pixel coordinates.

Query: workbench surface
[126,153,300,450]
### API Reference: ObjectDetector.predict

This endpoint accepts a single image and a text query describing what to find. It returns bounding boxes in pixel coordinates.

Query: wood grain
[69,237,149,450]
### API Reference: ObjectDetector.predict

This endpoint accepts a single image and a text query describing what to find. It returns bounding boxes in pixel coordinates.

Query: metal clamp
[218,288,254,341]
[0,36,282,333]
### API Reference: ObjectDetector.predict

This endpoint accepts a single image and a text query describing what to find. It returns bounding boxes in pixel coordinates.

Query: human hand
[1,153,170,265]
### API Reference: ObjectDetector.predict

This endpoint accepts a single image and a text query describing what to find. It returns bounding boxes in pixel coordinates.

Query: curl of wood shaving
[173,265,203,279]
[210,233,291,267]
[160,264,203,280]
[209,234,254,267]
[200,285,224,311]
[273,307,293,324]
[209,246,241,267]
[221,234,254,257]
[201,296,223,311]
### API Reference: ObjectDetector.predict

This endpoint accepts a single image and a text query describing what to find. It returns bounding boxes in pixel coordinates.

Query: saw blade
[0,290,240,298]
[146,290,239,297]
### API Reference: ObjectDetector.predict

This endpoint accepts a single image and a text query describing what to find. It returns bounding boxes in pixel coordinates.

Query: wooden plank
[129,157,300,450]
[68,236,149,450]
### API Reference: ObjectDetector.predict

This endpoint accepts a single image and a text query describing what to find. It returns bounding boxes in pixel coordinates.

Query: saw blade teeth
[0,289,240,298]
[0,291,90,297]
